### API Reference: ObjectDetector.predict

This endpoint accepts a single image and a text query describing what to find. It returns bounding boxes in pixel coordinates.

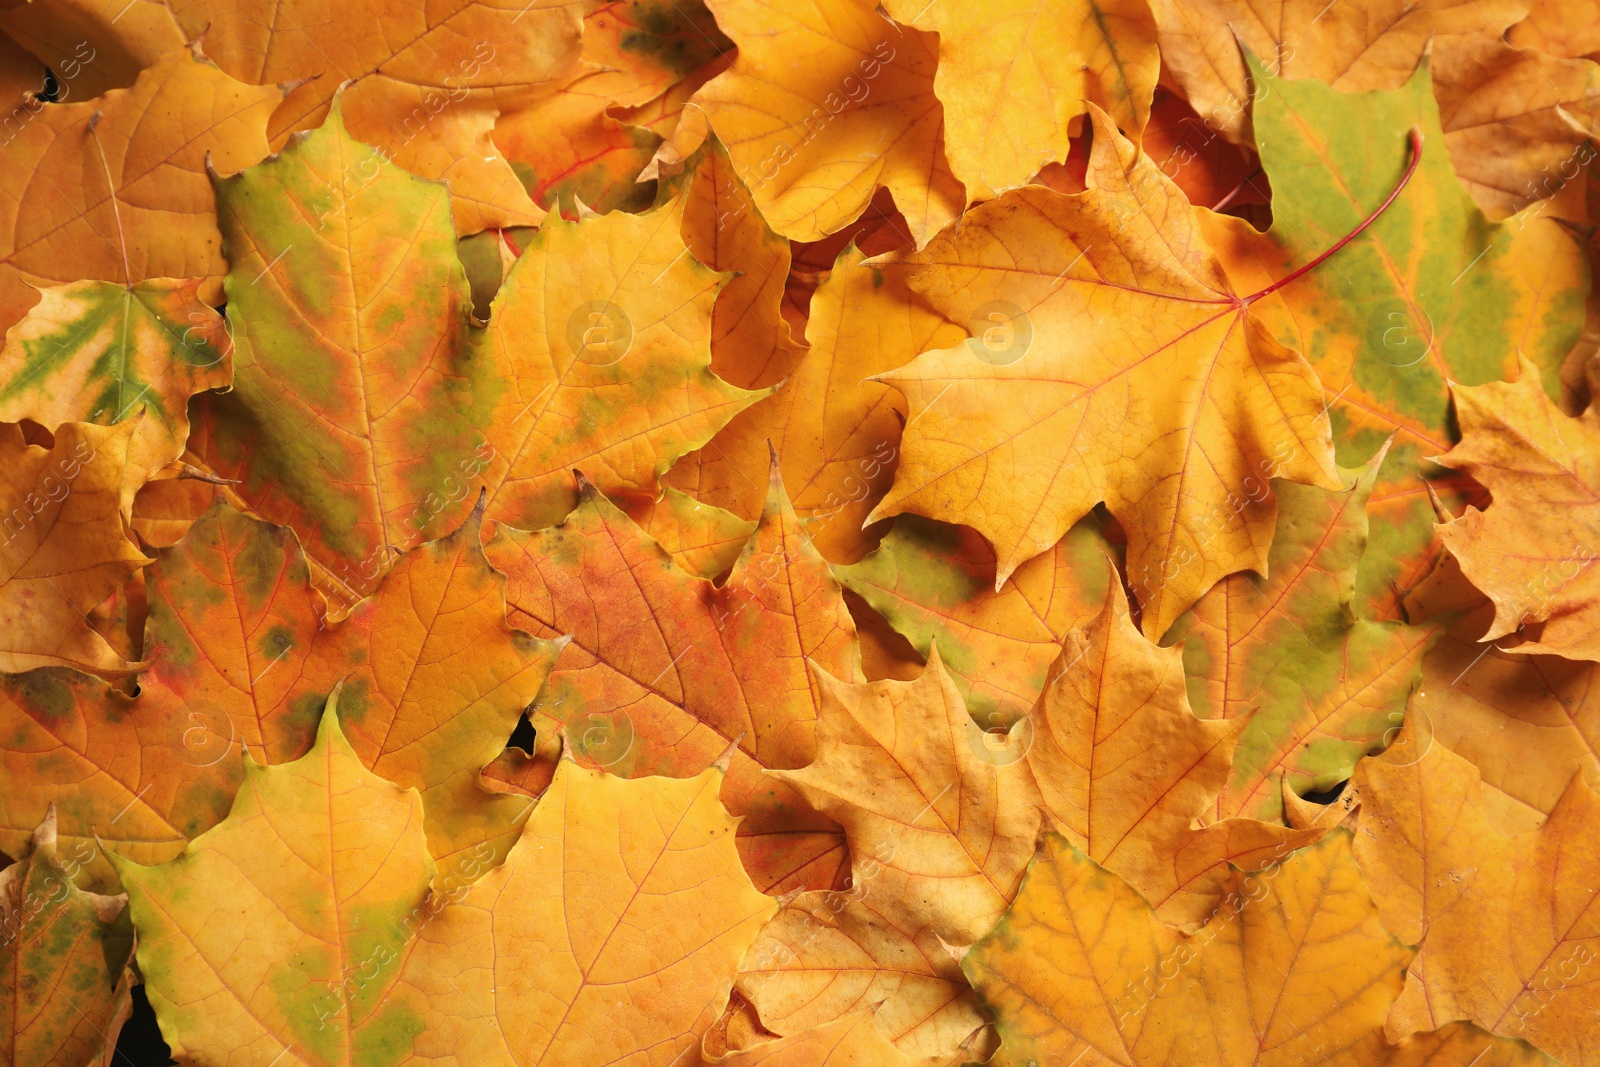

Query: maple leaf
[1352,737,1600,1064]
[307,501,564,871]
[189,99,499,586]
[882,0,1158,200]
[1206,57,1588,617]
[491,0,733,216]
[0,279,232,493]
[665,243,965,563]
[1025,578,1315,927]
[0,48,278,337]
[732,646,1038,1059]
[1162,446,1429,822]
[675,135,807,391]
[777,647,1040,946]
[0,806,132,1067]
[0,500,559,889]
[0,420,150,675]
[964,830,1549,1066]
[690,0,963,244]
[837,512,1115,725]
[873,105,1345,639]
[1433,357,1600,661]
[734,861,990,1058]
[1403,561,1600,823]
[166,0,586,232]
[113,692,437,1066]
[473,187,764,535]
[390,761,778,1067]
[486,464,857,893]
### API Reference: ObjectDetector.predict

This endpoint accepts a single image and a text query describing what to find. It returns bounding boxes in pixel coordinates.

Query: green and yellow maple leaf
[0,806,133,1067]
[0,279,232,494]
[1162,447,1430,822]
[114,693,436,1066]
[1206,57,1590,617]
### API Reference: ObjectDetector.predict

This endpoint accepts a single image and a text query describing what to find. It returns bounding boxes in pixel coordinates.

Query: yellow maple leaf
[1027,578,1315,927]
[0,420,150,675]
[1435,356,1600,662]
[1354,735,1600,1064]
[392,761,778,1066]
[692,0,963,244]
[883,0,1158,200]
[873,106,1345,637]
[966,830,1550,1065]
[114,692,437,1065]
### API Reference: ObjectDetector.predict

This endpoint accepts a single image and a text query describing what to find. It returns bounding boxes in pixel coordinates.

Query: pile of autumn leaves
[2,0,1600,1064]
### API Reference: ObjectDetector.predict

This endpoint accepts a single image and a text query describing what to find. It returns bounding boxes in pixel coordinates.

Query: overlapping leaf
[0,279,232,492]
[115,695,436,1066]
[1025,580,1315,927]
[0,807,132,1067]
[473,190,763,533]
[883,0,1158,199]
[0,48,278,337]
[491,0,733,216]
[390,762,777,1067]
[1145,0,1523,145]
[1433,358,1600,661]
[1146,0,1600,223]
[485,463,857,893]
[876,106,1340,638]
[190,101,497,586]
[735,887,988,1058]
[1405,565,1600,823]
[733,647,1039,1059]
[1206,59,1589,616]
[691,0,963,244]
[1162,449,1429,821]
[674,135,806,390]
[0,420,149,675]
[1353,737,1600,1064]
[166,0,585,231]
[964,830,1552,1066]
[776,648,1039,947]
[0,500,559,888]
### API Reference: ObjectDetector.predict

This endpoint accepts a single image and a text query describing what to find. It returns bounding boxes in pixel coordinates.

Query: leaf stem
[1243,126,1423,305]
